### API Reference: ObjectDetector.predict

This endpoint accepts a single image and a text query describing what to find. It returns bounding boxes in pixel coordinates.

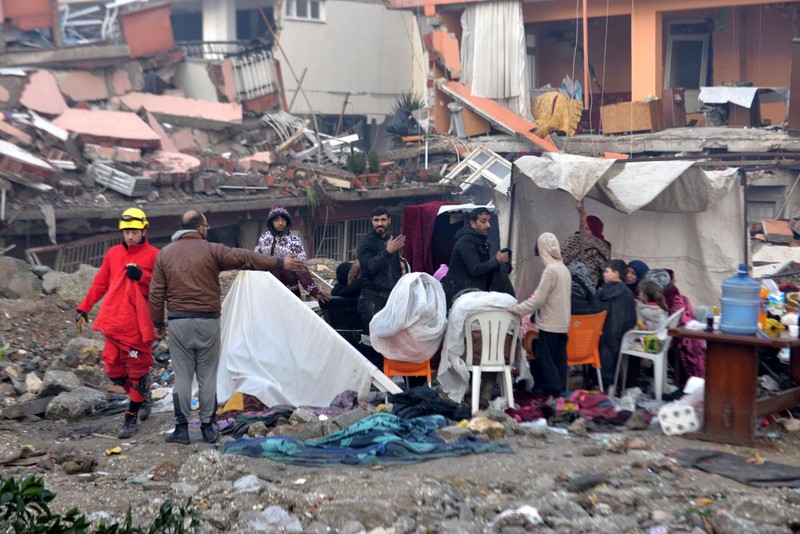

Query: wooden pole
[582,0,590,109]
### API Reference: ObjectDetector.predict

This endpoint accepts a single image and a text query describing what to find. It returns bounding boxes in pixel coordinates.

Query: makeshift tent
[503,153,742,306]
[217,271,400,408]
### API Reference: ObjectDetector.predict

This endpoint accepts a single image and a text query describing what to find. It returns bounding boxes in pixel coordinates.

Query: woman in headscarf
[626,260,650,296]
[509,233,572,396]
[561,214,612,289]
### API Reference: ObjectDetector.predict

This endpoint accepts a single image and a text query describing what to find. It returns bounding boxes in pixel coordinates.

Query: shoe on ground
[201,423,218,444]
[118,411,138,439]
[166,424,190,445]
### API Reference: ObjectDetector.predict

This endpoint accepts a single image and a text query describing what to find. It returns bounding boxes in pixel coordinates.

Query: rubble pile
[0,58,430,221]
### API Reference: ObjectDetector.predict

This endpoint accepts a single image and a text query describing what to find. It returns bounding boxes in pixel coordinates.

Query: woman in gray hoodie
[509,233,572,396]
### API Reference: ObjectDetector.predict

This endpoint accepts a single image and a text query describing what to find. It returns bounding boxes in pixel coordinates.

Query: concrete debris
[113,92,243,130]
[53,109,161,149]
[19,70,68,116]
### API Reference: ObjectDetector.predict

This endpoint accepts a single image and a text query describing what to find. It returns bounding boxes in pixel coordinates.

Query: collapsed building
[0,0,453,272]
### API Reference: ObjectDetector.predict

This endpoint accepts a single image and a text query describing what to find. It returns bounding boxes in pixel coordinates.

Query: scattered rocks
[40,370,81,396]
[45,386,106,420]
[566,474,609,493]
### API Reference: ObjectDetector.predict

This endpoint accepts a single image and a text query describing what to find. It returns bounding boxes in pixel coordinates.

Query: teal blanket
[220,413,513,466]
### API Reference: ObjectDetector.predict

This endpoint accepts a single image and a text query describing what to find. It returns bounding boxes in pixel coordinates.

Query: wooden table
[669,327,800,445]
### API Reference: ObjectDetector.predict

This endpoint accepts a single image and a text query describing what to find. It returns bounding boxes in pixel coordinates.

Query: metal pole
[740,169,749,271]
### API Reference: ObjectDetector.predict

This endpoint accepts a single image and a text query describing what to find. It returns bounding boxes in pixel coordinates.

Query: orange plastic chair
[565,311,607,391]
[383,358,433,387]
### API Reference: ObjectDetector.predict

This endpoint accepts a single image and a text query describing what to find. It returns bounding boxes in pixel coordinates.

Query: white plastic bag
[369,273,447,362]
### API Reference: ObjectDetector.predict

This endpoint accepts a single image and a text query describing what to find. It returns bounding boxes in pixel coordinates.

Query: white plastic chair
[612,308,684,401]
[464,310,520,414]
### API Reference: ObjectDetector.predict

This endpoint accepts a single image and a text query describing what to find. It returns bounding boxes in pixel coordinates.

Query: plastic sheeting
[506,154,744,307]
[217,271,400,408]
[370,273,447,363]
[460,1,529,117]
[437,291,519,403]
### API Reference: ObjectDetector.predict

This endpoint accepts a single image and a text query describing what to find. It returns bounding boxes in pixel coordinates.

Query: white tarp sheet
[370,273,447,363]
[217,271,400,408]
[505,155,744,307]
[699,86,789,108]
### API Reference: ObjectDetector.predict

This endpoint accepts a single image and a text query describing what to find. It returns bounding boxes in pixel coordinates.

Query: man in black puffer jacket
[442,207,509,307]
[356,207,405,366]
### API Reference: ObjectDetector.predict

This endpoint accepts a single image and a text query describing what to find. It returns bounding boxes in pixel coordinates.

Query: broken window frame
[442,148,511,193]
[285,0,325,22]
[664,20,711,114]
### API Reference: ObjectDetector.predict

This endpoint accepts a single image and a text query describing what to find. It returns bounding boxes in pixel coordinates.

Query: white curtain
[461,0,530,117]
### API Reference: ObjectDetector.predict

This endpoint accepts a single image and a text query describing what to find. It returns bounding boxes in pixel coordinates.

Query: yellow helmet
[119,207,148,230]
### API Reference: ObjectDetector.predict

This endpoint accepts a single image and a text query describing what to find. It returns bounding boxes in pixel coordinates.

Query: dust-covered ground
[3,287,800,533]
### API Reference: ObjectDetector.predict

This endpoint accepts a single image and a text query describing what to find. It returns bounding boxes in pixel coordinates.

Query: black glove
[126,264,143,281]
[75,310,88,333]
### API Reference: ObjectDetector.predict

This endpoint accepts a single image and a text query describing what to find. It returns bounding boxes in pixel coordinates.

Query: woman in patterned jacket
[255,205,330,302]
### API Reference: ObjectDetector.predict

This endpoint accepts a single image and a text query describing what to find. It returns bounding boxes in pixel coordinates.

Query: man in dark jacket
[356,207,405,366]
[149,210,304,445]
[442,207,509,307]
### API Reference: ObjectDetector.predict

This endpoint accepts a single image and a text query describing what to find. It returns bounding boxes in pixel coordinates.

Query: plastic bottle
[720,263,760,335]
[758,286,769,330]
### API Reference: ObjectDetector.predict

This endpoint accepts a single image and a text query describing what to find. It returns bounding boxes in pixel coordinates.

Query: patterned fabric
[560,232,610,288]
[254,205,320,297]
[220,413,513,466]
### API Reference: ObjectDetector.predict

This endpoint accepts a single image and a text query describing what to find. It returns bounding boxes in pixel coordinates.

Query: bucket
[720,263,760,335]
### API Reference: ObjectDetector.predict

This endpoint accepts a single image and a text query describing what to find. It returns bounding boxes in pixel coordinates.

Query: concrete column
[202,0,236,42]
[630,5,660,101]
[0,1,6,54]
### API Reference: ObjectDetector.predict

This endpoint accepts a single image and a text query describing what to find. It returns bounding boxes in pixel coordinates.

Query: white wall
[278,1,427,120]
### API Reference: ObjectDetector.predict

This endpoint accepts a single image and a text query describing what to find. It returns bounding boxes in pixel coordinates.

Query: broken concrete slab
[430,30,461,80]
[108,69,134,97]
[113,92,243,130]
[20,70,68,116]
[0,139,56,180]
[0,117,33,146]
[26,110,69,142]
[167,129,197,152]
[0,85,10,104]
[83,144,115,161]
[238,152,273,172]
[144,111,178,152]
[145,151,202,184]
[113,147,141,164]
[763,219,794,244]
[53,109,161,149]
[439,81,558,153]
[54,70,109,102]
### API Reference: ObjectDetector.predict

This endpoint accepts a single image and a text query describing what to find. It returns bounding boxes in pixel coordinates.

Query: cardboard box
[600,100,665,135]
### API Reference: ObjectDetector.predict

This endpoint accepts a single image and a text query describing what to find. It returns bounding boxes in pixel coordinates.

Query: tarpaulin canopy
[217,271,400,408]
[504,153,743,306]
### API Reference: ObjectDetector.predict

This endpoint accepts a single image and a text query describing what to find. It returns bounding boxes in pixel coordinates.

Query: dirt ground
[4,293,800,532]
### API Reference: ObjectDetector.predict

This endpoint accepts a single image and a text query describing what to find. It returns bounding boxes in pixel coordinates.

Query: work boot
[166,423,190,445]
[118,411,138,439]
[138,392,152,422]
[200,423,218,444]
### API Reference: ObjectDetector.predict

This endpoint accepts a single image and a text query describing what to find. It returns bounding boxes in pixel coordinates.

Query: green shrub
[0,475,199,533]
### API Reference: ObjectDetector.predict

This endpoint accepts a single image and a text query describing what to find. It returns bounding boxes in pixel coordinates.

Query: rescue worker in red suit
[75,207,159,439]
